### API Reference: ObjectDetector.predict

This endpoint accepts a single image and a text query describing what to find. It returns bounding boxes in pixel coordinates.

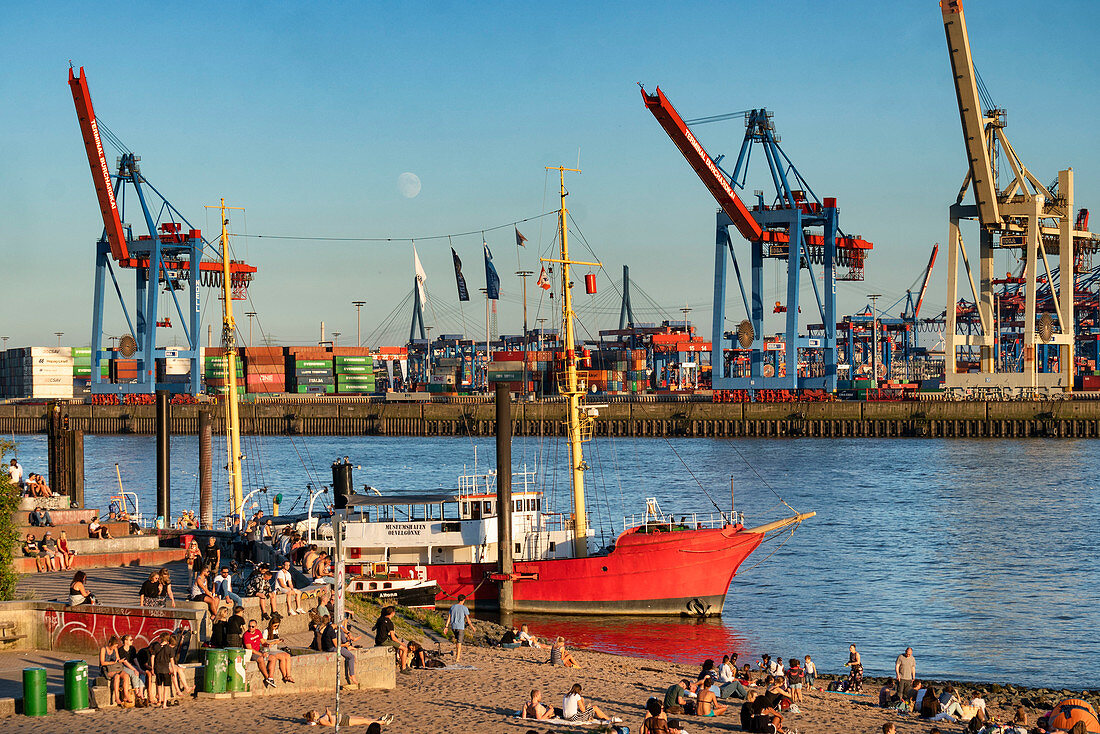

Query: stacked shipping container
[0,347,74,399]
[332,348,374,394]
[204,349,244,396]
[288,347,333,394]
[241,347,285,394]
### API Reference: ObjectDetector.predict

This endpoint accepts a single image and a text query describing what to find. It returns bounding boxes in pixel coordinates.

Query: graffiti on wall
[43,607,194,653]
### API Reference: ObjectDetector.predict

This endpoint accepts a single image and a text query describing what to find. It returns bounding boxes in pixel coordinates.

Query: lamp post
[1,337,8,351]
[245,312,257,347]
[332,331,341,348]
[353,301,365,347]
[55,332,64,347]
[867,293,882,384]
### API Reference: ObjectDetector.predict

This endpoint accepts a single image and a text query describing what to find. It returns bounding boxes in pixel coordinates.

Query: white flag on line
[413,245,428,307]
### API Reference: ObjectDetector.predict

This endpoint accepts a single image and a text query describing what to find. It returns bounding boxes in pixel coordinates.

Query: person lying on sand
[303,708,392,727]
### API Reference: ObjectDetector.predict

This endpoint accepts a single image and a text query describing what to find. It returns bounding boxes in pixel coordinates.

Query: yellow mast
[205,198,245,526]
[542,167,600,558]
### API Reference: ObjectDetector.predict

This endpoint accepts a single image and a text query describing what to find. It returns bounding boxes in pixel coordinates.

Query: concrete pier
[2,398,1100,438]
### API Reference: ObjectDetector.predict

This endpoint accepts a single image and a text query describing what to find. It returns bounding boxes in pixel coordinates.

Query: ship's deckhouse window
[514,542,521,554]
[514,499,522,512]
[483,500,493,515]
[460,502,467,516]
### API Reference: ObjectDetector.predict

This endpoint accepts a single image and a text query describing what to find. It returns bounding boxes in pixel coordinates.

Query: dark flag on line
[451,247,469,302]
[515,226,528,247]
[484,243,500,300]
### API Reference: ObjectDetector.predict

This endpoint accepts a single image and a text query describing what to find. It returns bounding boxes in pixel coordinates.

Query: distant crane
[641,86,872,392]
[939,1,1094,394]
[69,67,256,395]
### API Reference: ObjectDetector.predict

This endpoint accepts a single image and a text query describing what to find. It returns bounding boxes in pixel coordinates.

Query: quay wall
[2,400,1100,438]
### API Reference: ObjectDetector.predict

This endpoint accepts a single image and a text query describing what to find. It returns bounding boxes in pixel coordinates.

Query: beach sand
[0,639,1072,734]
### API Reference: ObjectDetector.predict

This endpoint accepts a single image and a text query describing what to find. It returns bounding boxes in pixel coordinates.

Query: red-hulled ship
[322,168,812,616]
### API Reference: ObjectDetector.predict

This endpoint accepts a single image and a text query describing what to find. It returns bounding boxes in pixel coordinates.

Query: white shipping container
[165,358,191,375]
[29,356,73,367]
[20,366,74,378]
[28,347,72,358]
[27,376,74,386]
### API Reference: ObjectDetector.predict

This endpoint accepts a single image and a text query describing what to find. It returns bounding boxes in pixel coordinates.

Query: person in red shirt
[242,619,275,688]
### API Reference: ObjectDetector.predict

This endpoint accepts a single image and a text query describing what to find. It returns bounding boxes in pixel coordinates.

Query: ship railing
[621,510,731,532]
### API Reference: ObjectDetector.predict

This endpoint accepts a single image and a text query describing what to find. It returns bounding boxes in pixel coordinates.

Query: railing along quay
[1,399,1100,438]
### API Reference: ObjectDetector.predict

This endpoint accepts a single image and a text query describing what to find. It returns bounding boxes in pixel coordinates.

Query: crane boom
[68,66,129,261]
[940,0,1001,227]
[641,86,762,241]
[914,243,939,319]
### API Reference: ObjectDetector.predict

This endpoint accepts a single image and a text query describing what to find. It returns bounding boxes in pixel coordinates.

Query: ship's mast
[207,197,245,526]
[543,167,600,558]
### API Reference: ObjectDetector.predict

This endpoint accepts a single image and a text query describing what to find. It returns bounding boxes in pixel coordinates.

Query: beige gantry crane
[940,0,1093,394]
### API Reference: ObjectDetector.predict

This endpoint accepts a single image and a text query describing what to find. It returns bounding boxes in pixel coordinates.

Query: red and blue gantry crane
[69,67,256,395]
[642,86,872,392]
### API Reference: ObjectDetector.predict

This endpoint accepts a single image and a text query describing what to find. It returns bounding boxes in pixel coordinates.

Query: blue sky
[2,1,1097,348]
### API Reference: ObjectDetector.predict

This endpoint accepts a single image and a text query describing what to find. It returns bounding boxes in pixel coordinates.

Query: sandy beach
[3,631,1090,734]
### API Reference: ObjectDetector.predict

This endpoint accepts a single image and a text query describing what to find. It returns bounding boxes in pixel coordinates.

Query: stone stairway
[12,500,185,574]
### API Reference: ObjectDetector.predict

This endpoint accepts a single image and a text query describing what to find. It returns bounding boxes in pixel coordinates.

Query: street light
[352,301,365,347]
[867,294,882,383]
[1,337,8,351]
[332,331,341,348]
[55,332,64,347]
[245,312,257,347]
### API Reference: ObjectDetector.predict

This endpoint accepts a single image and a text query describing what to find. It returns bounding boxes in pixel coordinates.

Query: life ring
[686,598,710,616]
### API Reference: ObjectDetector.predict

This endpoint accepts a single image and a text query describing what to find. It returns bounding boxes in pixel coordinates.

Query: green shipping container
[295,359,332,368]
[335,356,373,366]
[295,385,335,394]
[488,371,524,381]
[73,367,92,376]
[334,364,373,374]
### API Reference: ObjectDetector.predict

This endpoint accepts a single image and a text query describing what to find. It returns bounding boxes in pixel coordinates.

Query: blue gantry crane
[642,86,872,392]
[69,67,256,395]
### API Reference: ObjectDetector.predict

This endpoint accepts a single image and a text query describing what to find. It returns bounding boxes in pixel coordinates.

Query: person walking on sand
[845,643,864,692]
[895,646,916,700]
[443,593,473,663]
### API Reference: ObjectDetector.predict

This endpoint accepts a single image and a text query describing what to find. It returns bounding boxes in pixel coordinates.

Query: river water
[8,433,1097,689]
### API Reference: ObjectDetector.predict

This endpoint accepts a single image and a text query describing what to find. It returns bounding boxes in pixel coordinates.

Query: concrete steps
[17,522,131,541]
[15,509,97,525]
[13,547,186,574]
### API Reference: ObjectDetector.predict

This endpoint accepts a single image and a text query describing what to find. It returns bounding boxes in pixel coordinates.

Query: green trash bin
[203,649,228,694]
[225,648,247,692]
[22,667,47,717]
[63,660,89,711]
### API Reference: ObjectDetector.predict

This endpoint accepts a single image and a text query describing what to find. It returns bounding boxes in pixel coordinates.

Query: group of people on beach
[97,630,190,708]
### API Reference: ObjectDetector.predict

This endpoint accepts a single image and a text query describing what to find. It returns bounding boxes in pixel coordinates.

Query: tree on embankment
[0,440,19,600]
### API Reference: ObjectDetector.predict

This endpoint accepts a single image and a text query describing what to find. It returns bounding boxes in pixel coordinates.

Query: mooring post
[156,390,171,527]
[495,382,514,615]
[199,407,213,528]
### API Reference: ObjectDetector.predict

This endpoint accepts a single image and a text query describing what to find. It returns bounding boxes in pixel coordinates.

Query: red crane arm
[69,66,129,261]
[641,86,762,242]
[914,243,939,319]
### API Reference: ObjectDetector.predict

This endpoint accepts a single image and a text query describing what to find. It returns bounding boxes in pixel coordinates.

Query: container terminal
[6,3,1100,428]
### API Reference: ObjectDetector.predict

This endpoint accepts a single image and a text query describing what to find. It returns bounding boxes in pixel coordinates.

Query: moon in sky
[397,172,421,198]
